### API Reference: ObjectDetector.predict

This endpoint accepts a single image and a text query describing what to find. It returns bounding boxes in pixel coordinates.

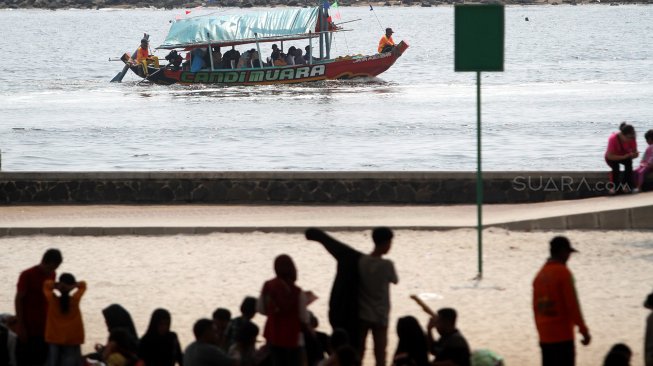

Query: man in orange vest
[378,27,395,54]
[135,35,159,76]
[533,236,591,366]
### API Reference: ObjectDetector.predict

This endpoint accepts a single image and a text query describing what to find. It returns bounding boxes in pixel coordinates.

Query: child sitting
[634,129,653,192]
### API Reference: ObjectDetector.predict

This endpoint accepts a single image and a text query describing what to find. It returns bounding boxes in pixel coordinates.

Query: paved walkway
[1,192,652,236]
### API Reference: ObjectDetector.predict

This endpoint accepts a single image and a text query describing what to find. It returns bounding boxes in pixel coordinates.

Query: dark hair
[437,308,457,326]
[394,316,429,366]
[58,273,76,314]
[645,129,653,142]
[102,304,138,342]
[42,249,63,266]
[145,308,171,336]
[603,343,631,366]
[619,122,635,136]
[644,292,653,309]
[212,308,231,322]
[274,254,297,283]
[193,318,214,340]
[550,236,574,257]
[240,297,257,318]
[309,312,319,328]
[372,227,393,247]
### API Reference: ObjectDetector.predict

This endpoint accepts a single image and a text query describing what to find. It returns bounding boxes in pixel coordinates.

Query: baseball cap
[550,236,578,254]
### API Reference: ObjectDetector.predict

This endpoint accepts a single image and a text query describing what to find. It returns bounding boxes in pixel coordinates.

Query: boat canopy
[158,7,320,49]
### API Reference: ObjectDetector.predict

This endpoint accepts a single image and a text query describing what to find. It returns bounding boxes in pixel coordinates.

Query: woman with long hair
[138,309,183,366]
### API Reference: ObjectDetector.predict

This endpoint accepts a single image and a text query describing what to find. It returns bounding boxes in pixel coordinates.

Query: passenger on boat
[211,46,222,69]
[273,54,287,67]
[135,35,160,75]
[285,47,297,65]
[303,46,317,63]
[270,44,281,62]
[237,50,251,68]
[294,48,306,65]
[250,49,261,68]
[190,48,207,72]
[378,27,396,53]
[222,47,240,69]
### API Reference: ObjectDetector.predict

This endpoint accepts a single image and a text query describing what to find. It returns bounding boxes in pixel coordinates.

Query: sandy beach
[1,229,652,365]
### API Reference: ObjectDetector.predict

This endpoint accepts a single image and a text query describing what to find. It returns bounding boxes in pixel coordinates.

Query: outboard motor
[165,50,183,71]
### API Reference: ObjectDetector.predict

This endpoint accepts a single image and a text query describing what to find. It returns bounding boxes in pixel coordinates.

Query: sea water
[0,5,651,171]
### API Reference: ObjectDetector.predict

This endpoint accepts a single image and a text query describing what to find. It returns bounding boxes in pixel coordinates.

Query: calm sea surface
[0,5,651,171]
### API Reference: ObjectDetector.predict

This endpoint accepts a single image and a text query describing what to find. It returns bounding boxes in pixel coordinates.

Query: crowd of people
[604,122,653,194]
[163,43,321,73]
[1,230,652,366]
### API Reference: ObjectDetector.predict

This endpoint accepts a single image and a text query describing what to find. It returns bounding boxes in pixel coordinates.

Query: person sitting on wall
[378,27,395,54]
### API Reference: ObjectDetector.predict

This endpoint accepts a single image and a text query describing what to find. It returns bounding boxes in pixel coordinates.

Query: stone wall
[2,171,645,204]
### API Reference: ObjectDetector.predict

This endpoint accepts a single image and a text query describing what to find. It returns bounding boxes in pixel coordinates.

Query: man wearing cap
[378,27,395,54]
[135,34,159,76]
[533,236,591,366]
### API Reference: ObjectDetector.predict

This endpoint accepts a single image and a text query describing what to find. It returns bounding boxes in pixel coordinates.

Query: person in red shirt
[258,255,309,366]
[605,122,639,194]
[15,249,63,366]
[533,236,590,366]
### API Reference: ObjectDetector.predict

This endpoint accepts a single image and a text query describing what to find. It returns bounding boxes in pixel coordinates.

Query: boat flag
[185,10,191,14]
[332,0,341,20]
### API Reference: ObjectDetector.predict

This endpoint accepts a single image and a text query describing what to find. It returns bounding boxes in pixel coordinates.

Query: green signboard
[455,4,504,72]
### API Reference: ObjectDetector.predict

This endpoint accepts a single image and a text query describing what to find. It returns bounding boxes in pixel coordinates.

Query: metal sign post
[454,4,504,280]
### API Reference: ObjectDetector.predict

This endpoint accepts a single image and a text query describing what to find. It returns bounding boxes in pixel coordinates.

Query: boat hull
[129,41,408,86]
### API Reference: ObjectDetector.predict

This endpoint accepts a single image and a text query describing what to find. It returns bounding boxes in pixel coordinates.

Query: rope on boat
[368,2,385,32]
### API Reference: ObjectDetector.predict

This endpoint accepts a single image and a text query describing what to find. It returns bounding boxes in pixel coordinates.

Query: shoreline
[1,0,651,10]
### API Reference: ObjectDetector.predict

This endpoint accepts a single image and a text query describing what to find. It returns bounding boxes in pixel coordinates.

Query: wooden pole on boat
[207,32,215,71]
[319,6,325,60]
[254,33,264,69]
[324,12,331,59]
[308,32,313,65]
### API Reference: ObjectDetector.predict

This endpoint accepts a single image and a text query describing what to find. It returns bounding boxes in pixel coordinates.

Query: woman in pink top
[634,129,653,192]
[605,122,639,194]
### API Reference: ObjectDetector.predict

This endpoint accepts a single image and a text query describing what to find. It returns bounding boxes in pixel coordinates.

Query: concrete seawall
[0,171,634,205]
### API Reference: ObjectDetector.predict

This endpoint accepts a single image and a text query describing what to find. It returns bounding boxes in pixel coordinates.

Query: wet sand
[1,229,652,365]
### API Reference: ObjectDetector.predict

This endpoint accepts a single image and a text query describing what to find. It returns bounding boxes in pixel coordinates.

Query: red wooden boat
[113,6,408,85]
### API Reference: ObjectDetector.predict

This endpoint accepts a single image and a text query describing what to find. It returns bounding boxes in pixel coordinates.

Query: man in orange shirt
[533,236,591,366]
[378,28,395,54]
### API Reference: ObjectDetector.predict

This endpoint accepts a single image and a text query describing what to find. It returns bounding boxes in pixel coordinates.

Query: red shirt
[605,132,637,159]
[17,265,55,337]
[533,260,588,343]
[260,278,302,348]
